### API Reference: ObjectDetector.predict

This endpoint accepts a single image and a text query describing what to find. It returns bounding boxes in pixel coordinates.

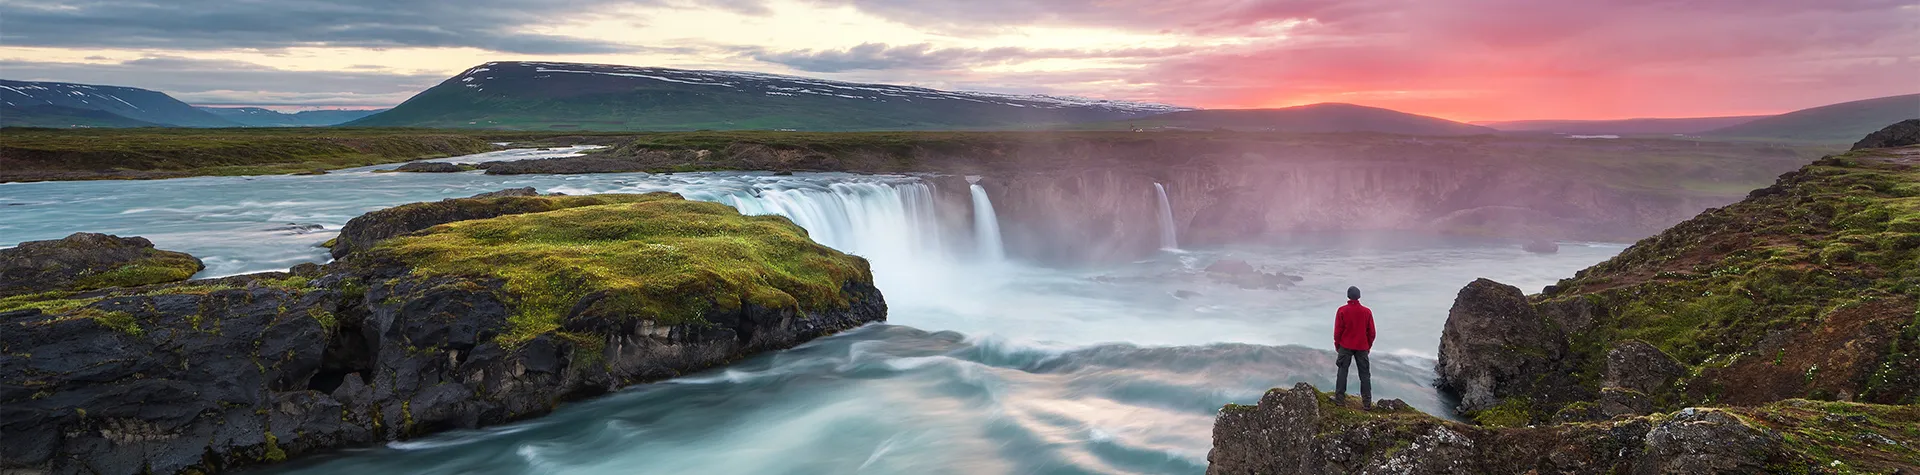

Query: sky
[1,0,1916,121]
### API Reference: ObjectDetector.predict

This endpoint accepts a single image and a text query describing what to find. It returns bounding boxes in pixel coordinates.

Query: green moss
[368,194,872,346]
[262,432,286,462]
[1535,152,1920,411]
[73,252,203,289]
[307,307,338,331]
[0,291,98,315]
[1474,397,1535,428]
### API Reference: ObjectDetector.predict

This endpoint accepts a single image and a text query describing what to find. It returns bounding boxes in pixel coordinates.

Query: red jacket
[1334,300,1376,351]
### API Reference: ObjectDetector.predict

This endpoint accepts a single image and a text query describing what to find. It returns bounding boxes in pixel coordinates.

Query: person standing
[1333,286,1376,409]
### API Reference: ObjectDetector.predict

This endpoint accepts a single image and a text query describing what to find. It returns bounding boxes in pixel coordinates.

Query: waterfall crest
[969,184,1005,261]
[1154,182,1178,250]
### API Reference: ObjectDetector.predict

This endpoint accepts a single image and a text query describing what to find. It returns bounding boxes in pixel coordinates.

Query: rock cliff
[0,193,886,474]
[1208,383,1918,474]
[1209,124,1920,473]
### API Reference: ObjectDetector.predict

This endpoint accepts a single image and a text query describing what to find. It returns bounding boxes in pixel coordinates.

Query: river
[0,148,1623,474]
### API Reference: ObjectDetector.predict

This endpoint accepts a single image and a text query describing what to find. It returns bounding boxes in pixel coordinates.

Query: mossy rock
[0,232,203,299]
[362,194,873,344]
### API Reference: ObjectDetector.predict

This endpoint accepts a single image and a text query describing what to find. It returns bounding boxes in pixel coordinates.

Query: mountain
[346,61,1188,131]
[198,107,387,127]
[1,104,163,128]
[0,80,237,127]
[1474,115,1766,135]
[1703,93,1920,142]
[1085,103,1496,136]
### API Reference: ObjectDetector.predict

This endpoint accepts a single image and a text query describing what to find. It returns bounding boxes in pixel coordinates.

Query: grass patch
[72,251,203,290]
[368,194,871,345]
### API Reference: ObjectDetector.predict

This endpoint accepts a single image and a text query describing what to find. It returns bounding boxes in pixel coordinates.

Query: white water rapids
[0,149,1625,474]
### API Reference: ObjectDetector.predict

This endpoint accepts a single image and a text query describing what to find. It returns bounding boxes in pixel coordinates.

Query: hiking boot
[1331,394,1346,405]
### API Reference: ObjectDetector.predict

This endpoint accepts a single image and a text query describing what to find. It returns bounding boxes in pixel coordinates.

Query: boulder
[1204,259,1301,290]
[1851,119,1920,150]
[1435,278,1566,414]
[1605,339,1686,396]
[0,233,202,297]
[391,162,465,173]
[1637,409,1779,474]
[1522,239,1559,254]
[1205,259,1257,275]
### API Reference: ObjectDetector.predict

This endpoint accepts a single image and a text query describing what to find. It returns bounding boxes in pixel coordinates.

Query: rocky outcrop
[1434,279,1572,415]
[1208,383,1914,474]
[1436,147,1920,426]
[327,192,660,258]
[1852,119,1920,150]
[390,161,467,173]
[1203,259,1302,289]
[1,193,886,474]
[0,232,202,297]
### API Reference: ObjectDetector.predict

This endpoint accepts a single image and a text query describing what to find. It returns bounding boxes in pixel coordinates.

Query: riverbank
[0,128,599,182]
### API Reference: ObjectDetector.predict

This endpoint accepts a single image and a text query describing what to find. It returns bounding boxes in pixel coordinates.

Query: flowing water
[0,149,1626,474]
[1153,183,1178,251]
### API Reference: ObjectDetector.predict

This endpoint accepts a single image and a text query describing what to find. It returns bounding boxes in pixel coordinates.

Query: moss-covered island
[1209,127,1920,473]
[0,191,885,475]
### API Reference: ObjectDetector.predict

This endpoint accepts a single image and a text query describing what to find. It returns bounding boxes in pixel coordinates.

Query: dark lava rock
[468,187,540,198]
[1435,278,1566,414]
[1522,239,1559,254]
[1639,408,1780,474]
[1606,339,1686,396]
[266,223,325,234]
[1205,259,1257,275]
[0,233,203,297]
[1852,119,1920,150]
[392,162,466,173]
[1204,259,1300,290]
[1207,383,1792,474]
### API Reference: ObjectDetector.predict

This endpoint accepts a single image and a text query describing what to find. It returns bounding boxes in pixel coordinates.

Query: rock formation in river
[0,192,886,474]
[1208,127,1920,473]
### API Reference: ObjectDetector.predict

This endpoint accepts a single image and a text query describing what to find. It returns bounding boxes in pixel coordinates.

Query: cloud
[0,0,675,53]
[834,0,1917,119]
[745,42,1189,72]
[0,57,440,106]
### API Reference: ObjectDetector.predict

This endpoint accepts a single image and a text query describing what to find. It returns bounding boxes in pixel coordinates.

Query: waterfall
[969,184,1005,261]
[1153,182,1178,251]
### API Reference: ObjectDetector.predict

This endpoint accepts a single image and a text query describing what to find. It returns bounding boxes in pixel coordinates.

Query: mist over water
[0,150,1623,474]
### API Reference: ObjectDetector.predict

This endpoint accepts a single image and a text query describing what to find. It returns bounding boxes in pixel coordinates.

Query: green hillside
[1706,93,1920,143]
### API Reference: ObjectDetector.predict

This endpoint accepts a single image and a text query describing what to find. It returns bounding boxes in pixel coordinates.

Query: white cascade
[969,184,1005,261]
[1153,182,1179,250]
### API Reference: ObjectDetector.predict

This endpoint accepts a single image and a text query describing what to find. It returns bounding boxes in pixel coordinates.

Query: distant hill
[198,107,387,127]
[0,79,237,127]
[1085,103,1496,136]
[1474,116,1766,135]
[1703,93,1920,143]
[1,103,163,128]
[346,61,1187,131]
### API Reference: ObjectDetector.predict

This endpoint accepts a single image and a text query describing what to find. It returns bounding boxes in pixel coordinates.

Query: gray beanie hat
[1347,286,1361,300]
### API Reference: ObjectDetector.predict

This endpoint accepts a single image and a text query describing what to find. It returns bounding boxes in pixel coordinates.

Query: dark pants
[1335,347,1371,403]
